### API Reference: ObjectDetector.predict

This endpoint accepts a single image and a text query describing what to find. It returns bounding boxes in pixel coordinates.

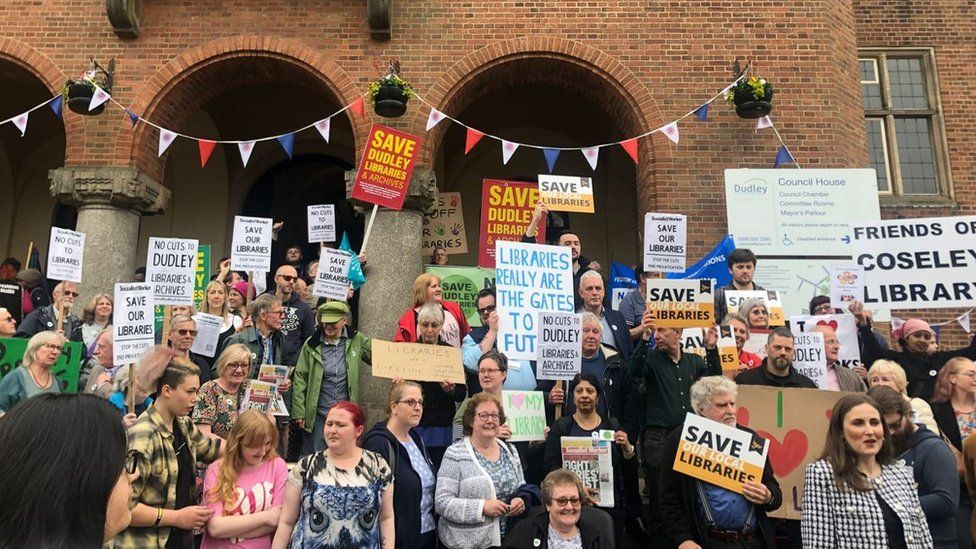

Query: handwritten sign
[350,124,423,210]
[645,279,715,328]
[790,314,863,370]
[479,179,544,268]
[561,437,614,507]
[313,248,352,301]
[673,413,769,495]
[190,312,223,358]
[231,216,272,272]
[146,237,199,306]
[423,192,468,255]
[538,175,594,213]
[307,204,337,243]
[536,312,582,381]
[371,340,465,384]
[502,390,546,442]
[644,213,687,273]
[47,227,85,282]
[792,331,827,388]
[113,283,155,366]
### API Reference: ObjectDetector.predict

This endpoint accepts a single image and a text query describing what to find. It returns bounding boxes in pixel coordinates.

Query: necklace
[27,365,52,389]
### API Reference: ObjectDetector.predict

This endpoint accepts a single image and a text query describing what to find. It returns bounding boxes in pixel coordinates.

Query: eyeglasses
[277,275,297,282]
[176,329,197,336]
[478,367,503,375]
[476,305,496,315]
[125,450,138,475]
[419,322,441,329]
[476,412,500,422]
[813,304,835,314]
[62,291,79,298]
[41,343,63,352]
[397,399,424,408]
[267,309,285,317]
[552,497,582,507]
[956,371,976,379]
[228,362,249,372]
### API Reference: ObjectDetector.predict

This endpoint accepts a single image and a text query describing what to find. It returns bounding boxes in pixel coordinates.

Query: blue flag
[610,262,637,291]
[773,145,794,168]
[666,235,735,287]
[339,233,366,290]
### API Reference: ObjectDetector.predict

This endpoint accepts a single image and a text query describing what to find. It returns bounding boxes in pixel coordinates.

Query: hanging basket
[733,86,773,119]
[65,82,105,116]
[373,84,409,118]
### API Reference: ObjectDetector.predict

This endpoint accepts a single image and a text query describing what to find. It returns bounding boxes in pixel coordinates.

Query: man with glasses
[292,300,372,454]
[461,288,537,394]
[272,264,315,367]
[15,281,82,342]
[0,307,16,338]
[809,324,866,392]
[221,293,286,377]
[168,314,213,384]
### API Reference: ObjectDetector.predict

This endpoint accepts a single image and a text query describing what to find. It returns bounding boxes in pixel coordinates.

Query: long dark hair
[0,394,127,547]
[819,394,894,492]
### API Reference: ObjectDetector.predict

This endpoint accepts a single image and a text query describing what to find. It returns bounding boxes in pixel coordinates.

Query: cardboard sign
[725,290,785,326]
[673,413,769,495]
[190,312,223,358]
[718,325,739,373]
[425,266,496,327]
[561,437,614,507]
[645,279,715,328]
[790,314,863,370]
[146,237,199,306]
[313,248,353,301]
[423,192,468,255]
[47,227,85,282]
[307,204,337,243]
[851,215,976,309]
[478,179,545,268]
[113,283,155,366]
[0,337,83,393]
[792,332,828,388]
[495,240,574,361]
[350,124,422,210]
[736,385,844,519]
[829,265,865,310]
[231,216,273,272]
[536,312,582,381]
[193,245,211,309]
[502,390,546,442]
[371,340,465,384]
[538,175,595,213]
[644,213,687,273]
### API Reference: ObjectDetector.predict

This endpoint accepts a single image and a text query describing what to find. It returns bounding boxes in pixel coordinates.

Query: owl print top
[288,449,393,549]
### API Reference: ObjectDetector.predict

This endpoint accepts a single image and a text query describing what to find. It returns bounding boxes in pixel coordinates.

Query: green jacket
[292,328,372,432]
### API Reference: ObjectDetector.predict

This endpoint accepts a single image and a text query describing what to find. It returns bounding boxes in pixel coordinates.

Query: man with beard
[734,327,817,388]
[272,264,315,367]
[869,385,959,549]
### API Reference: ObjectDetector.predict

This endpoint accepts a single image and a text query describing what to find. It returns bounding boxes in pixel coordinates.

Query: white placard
[47,227,85,283]
[113,283,154,366]
[644,213,687,273]
[190,312,223,358]
[536,312,582,381]
[313,248,353,301]
[307,204,337,243]
[754,259,891,322]
[496,240,574,361]
[680,328,705,351]
[724,169,880,256]
[231,216,273,272]
[145,237,199,306]
[792,331,827,388]
[828,265,865,310]
[790,314,863,369]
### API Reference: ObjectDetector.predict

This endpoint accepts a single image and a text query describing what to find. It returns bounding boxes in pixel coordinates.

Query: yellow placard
[672,413,768,495]
[371,339,465,384]
[538,175,595,213]
[645,279,715,328]
[725,290,785,327]
[718,325,739,373]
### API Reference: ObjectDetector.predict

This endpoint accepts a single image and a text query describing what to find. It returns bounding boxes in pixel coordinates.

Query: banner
[792,331,827,388]
[193,244,211,309]
[113,283,155,366]
[231,216,272,272]
[422,192,468,255]
[307,204,337,243]
[146,237,199,306]
[190,312,223,358]
[829,265,865,310]
[47,227,85,282]
[851,215,976,309]
[478,179,544,268]
[667,235,734,288]
[672,413,769,494]
[644,213,687,273]
[313,248,353,301]
[501,390,546,442]
[371,340,465,384]
[725,290,785,326]
[538,175,595,213]
[350,124,422,210]
[645,279,715,328]
[0,337,83,393]
[425,265,495,327]
[790,314,863,369]
[561,436,614,507]
[535,312,582,381]
[495,241,574,361]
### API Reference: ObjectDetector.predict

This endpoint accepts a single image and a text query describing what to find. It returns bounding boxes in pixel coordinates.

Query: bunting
[426,109,445,131]
[694,103,708,122]
[277,133,295,159]
[543,148,560,173]
[659,122,679,144]
[0,95,61,138]
[49,96,63,118]
[620,138,639,164]
[349,98,365,118]
[11,112,28,136]
[501,140,519,165]
[581,147,600,171]
[198,140,216,167]
[465,128,484,154]
[88,86,111,112]
[238,141,256,167]
[158,129,177,157]
[773,145,794,168]
[960,313,971,333]
[314,118,331,143]
[756,115,773,130]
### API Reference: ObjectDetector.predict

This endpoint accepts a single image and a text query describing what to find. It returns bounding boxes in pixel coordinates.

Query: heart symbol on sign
[510,393,525,409]
[816,319,839,331]
[757,429,809,477]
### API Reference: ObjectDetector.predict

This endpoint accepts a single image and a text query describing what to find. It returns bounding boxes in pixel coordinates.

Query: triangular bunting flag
[464,128,484,155]
[756,116,773,130]
[543,148,560,173]
[581,147,600,171]
[660,122,680,144]
[340,233,366,290]
[158,129,177,157]
[891,316,905,336]
[620,138,639,164]
[773,145,794,168]
[349,98,365,118]
[314,118,331,143]
[88,86,110,112]
[426,109,445,131]
[694,103,708,122]
[501,140,519,165]
[959,312,971,333]
[11,112,28,136]
[277,133,295,159]
[238,141,255,167]
[49,96,63,118]
[932,324,942,341]
[198,140,216,167]
[125,109,139,128]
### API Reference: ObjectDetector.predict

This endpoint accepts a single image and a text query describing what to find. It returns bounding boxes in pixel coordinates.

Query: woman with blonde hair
[199,280,244,349]
[201,410,288,548]
[867,359,940,434]
[0,331,64,413]
[194,344,254,440]
[80,293,113,354]
[931,357,976,548]
[394,272,469,347]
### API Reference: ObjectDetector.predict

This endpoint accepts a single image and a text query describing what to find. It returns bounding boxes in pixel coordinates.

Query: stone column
[49,166,170,306]
[346,167,437,422]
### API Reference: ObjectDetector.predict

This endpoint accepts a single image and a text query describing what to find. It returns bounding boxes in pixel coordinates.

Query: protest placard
[190,312,223,358]
[193,244,211,308]
[850,215,976,309]
[425,265,495,327]
[644,213,687,273]
[790,314,862,370]
[725,290,785,326]
[371,340,465,384]
[257,365,291,415]
[0,338,83,393]
[146,237,198,306]
[680,328,705,353]
[718,325,739,373]
[502,390,546,442]
[423,192,468,255]
[645,279,714,328]
[561,437,614,507]
[536,312,582,380]
[828,265,865,310]
[113,283,154,366]
[241,380,277,413]
[231,216,272,272]
[0,282,21,322]
[495,240,574,361]
[672,412,769,494]
[538,175,595,213]
[47,227,85,282]
[350,124,423,210]
[307,204,337,243]
[479,179,545,268]
[791,331,827,388]
[313,247,353,301]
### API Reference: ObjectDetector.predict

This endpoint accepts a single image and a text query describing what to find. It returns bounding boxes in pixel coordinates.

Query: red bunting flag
[349,98,365,118]
[620,138,639,164]
[198,140,216,167]
[465,128,484,154]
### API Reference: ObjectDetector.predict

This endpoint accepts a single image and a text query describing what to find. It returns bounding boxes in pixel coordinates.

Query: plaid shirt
[115,405,221,548]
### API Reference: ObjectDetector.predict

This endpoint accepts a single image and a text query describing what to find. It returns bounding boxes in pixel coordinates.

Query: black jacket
[734,361,818,389]
[360,422,436,549]
[276,291,316,366]
[931,400,964,452]
[900,425,960,549]
[419,339,466,429]
[575,307,633,364]
[660,424,782,548]
[502,511,608,549]
[15,304,82,343]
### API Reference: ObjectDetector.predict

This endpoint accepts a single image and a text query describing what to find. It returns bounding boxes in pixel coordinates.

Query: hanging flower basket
[369,74,414,118]
[726,76,774,119]
[63,80,107,116]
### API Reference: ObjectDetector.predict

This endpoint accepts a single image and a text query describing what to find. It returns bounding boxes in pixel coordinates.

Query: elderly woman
[80,293,113,354]
[736,297,770,331]
[193,344,253,440]
[503,469,612,549]
[395,273,469,347]
[867,359,940,435]
[199,281,244,349]
[80,328,115,397]
[0,331,63,413]
[436,392,533,549]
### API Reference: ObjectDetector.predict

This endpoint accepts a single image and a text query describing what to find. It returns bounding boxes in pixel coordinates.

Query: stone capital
[49,166,170,215]
[345,166,437,212]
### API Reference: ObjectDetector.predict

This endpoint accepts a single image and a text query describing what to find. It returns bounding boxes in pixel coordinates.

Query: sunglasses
[176,329,198,336]
[62,291,79,298]
[476,305,496,315]
[277,275,297,282]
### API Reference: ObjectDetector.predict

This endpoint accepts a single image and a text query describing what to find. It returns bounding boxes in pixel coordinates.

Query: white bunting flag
[756,115,773,130]
[158,129,177,157]
[426,109,445,131]
[88,86,111,112]
[660,122,680,144]
[891,316,905,335]
[11,112,28,136]
[314,118,331,143]
[581,147,600,171]
[502,140,519,165]
[960,312,971,334]
[238,141,255,167]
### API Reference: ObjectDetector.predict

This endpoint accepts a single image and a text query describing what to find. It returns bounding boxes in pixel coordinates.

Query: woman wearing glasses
[0,331,64,414]
[193,344,254,440]
[503,469,611,549]
[931,357,976,549]
[362,381,438,549]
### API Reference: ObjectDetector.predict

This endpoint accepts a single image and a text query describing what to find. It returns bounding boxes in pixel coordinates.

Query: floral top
[473,444,520,536]
[548,526,583,549]
[956,409,976,442]
[193,379,249,439]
